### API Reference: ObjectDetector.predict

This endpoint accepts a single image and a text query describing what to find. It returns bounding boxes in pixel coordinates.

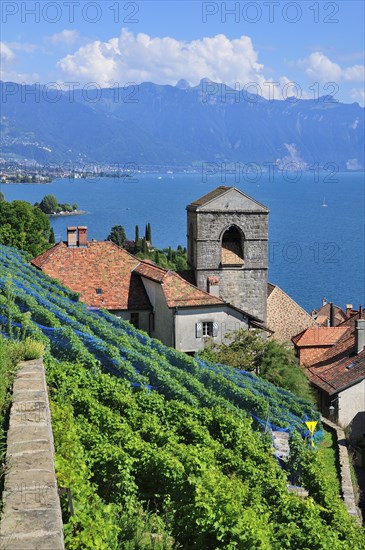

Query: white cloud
[0,68,40,83]
[300,52,364,83]
[0,42,15,62]
[6,41,37,53]
[346,158,362,170]
[351,88,365,106]
[50,29,80,46]
[57,28,268,88]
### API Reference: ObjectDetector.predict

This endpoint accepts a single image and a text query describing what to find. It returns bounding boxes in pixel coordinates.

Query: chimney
[329,303,335,327]
[322,297,328,307]
[355,319,365,354]
[67,226,77,247]
[207,276,220,298]
[78,226,88,247]
[346,304,353,318]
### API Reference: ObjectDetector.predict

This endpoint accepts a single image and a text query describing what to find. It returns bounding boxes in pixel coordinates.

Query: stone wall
[321,416,361,521]
[0,359,64,549]
[267,285,318,344]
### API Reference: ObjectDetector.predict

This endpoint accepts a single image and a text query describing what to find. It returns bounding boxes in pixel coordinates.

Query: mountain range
[1,80,364,170]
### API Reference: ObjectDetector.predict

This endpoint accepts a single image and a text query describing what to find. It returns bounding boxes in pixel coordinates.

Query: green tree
[39,194,58,214]
[106,225,126,247]
[200,329,313,400]
[141,238,148,254]
[260,339,313,401]
[0,200,51,256]
[0,192,4,202]
[135,225,139,243]
[49,227,55,244]
[146,222,152,244]
[201,329,266,373]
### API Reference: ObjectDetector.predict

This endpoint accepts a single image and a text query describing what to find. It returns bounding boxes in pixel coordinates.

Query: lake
[1,171,364,313]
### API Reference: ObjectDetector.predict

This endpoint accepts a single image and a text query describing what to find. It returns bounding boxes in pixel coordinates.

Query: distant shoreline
[49,210,87,217]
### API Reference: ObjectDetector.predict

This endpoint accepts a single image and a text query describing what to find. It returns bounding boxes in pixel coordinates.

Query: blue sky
[1,0,364,104]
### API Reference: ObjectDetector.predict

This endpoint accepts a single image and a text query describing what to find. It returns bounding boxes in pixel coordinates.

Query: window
[130,312,139,329]
[96,288,103,294]
[221,226,244,266]
[196,321,219,338]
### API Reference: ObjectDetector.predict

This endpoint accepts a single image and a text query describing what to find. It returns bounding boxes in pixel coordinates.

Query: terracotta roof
[307,326,365,395]
[293,327,348,347]
[312,303,347,326]
[32,238,270,324]
[135,261,225,308]
[31,241,151,311]
[32,242,226,311]
[303,311,365,394]
[338,309,365,327]
[188,186,232,207]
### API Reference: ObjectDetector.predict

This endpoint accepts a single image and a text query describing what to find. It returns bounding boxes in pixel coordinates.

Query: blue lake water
[2,171,364,312]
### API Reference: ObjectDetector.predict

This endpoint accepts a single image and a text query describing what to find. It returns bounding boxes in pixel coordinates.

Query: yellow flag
[305,421,318,435]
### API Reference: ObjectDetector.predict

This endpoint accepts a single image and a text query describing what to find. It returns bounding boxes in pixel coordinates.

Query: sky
[1,0,364,104]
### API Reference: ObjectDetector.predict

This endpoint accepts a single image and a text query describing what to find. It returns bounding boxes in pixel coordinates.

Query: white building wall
[338,379,365,437]
[139,277,174,347]
[175,306,249,353]
[111,310,150,333]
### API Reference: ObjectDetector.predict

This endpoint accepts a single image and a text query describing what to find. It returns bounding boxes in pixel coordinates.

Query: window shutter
[196,322,203,338]
[212,322,219,337]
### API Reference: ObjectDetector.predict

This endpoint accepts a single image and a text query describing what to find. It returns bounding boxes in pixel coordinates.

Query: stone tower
[187,186,269,322]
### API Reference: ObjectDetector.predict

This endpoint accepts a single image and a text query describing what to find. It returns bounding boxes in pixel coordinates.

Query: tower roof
[187,186,269,212]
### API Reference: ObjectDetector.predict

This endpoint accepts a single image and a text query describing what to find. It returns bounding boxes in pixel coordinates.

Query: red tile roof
[32,241,226,311]
[338,309,365,327]
[305,314,365,395]
[293,327,348,347]
[135,261,225,308]
[31,241,151,311]
[311,303,347,326]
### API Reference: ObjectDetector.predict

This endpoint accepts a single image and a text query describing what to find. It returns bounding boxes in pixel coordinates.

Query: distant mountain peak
[175,79,190,90]
[199,77,213,85]
[1,80,363,169]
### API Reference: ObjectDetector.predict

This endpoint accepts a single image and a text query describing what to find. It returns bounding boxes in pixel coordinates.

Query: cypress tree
[135,225,139,243]
[49,227,55,244]
[142,238,148,254]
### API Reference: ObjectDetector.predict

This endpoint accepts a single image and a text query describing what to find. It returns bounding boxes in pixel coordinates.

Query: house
[266,283,318,344]
[31,226,267,353]
[292,311,365,436]
[292,326,348,366]
[310,298,348,326]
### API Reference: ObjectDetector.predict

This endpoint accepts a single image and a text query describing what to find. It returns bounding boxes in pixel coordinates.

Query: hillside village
[30,186,365,441]
[1,186,364,547]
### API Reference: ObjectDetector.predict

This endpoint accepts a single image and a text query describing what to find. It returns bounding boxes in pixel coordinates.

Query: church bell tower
[187,186,269,322]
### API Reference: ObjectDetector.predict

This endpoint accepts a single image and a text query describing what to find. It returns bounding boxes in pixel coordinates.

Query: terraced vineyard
[1,245,364,549]
[0,246,317,433]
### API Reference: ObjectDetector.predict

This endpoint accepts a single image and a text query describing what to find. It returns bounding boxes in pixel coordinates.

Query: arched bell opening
[220,226,244,266]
